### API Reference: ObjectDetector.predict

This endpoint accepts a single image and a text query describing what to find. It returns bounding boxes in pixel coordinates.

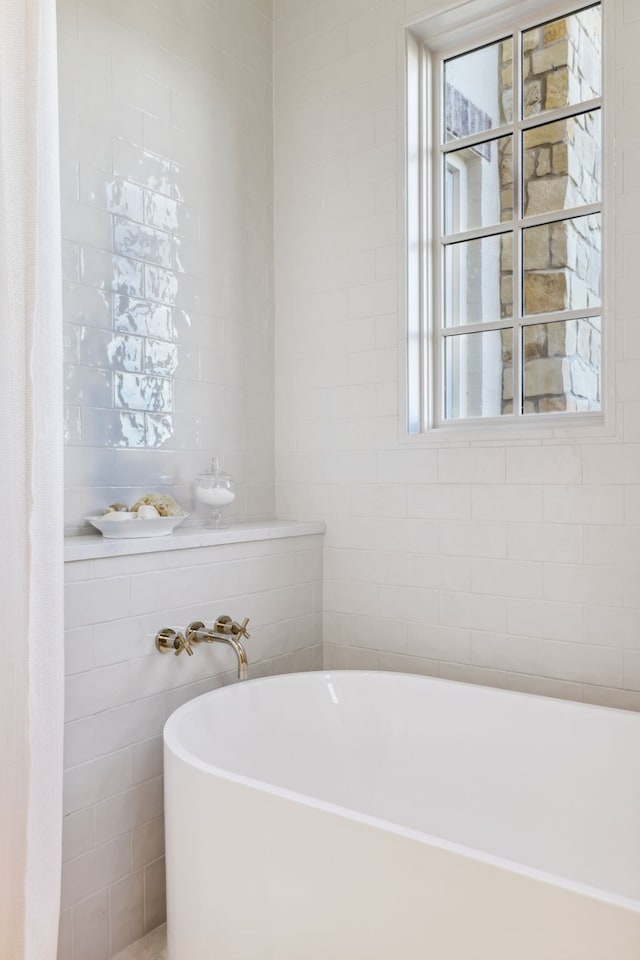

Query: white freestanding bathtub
[163,671,640,959]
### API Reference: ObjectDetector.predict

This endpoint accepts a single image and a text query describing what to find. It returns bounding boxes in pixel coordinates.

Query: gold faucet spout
[187,626,249,680]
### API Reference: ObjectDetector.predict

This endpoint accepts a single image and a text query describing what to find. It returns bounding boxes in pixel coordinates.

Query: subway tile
[349,483,407,517]
[132,816,165,871]
[76,0,142,66]
[377,449,438,483]
[583,443,640,483]
[65,718,96,770]
[144,857,166,931]
[540,640,623,687]
[80,249,145,297]
[64,282,112,328]
[114,295,173,339]
[127,651,196,699]
[584,524,640,566]
[409,484,470,520]
[348,613,408,653]
[132,737,163,784]
[71,890,110,960]
[508,522,583,564]
[505,446,582,484]
[440,520,507,559]
[471,631,544,675]
[79,329,143,373]
[65,662,132,721]
[324,548,408,585]
[440,591,507,633]
[406,622,471,663]
[325,517,438,553]
[114,218,173,269]
[439,448,505,484]
[66,627,95,675]
[406,554,471,592]
[471,558,544,600]
[90,698,164,757]
[61,835,131,910]
[544,563,623,607]
[62,197,112,250]
[471,484,543,522]
[80,167,144,221]
[378,584,439,626]
[507,598,583,644]
[64,363,112,408]
[95,778,163,846]
[62,807,95,863]
[543,485,625,525]
[324,642,379,670]
[64,748,132,815]
[322,579,378,617]
[110,870,145,955]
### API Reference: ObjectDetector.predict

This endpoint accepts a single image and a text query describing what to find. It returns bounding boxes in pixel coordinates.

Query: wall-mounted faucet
[154,615,250,680]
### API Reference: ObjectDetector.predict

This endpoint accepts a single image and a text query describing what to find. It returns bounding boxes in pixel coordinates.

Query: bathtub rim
[163,669,640,916]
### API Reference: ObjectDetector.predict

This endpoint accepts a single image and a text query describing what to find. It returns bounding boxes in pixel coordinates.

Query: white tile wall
[58,533,323,960]
[57,1,640,957]
[59,0,275,535]
[273,0,640,713]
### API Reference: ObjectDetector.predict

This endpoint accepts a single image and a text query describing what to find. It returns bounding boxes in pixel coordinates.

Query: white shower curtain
[0,0,64,958]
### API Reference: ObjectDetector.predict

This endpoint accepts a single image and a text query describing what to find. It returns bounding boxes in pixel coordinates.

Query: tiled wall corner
[273,0,640,713]
[58,534,323,960]
[59,0,275,535]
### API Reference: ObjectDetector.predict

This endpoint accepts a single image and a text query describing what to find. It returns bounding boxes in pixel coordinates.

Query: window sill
[64,519,326,563]
[401,411,616,446]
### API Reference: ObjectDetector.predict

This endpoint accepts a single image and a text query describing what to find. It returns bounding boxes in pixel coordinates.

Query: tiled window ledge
[64,519,325,563]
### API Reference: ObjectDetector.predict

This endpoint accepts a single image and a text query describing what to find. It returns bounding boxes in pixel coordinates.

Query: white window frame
[402,0,615,442]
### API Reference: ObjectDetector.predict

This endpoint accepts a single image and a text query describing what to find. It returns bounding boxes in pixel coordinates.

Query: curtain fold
[0,1,64,958]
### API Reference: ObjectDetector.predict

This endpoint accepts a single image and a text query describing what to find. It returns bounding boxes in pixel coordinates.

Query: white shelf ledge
[64,519,325,563]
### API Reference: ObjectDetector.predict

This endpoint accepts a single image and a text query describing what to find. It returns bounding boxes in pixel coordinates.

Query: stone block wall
[499,6,602,413]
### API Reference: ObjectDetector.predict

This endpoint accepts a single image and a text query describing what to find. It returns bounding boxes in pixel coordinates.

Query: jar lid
[197,456,233,481]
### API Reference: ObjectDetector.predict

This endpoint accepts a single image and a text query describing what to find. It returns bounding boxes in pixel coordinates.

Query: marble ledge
[64,519,325,563]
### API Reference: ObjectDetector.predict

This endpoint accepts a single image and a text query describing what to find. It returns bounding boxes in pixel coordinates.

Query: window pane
[523,213,601,315]
[522,5,601,119]
[444,135,513,235]
[444,328,513,419]
[522,109,601,217]
[444,234,513,326]
[444,37,513,142]
[522,318,601,412]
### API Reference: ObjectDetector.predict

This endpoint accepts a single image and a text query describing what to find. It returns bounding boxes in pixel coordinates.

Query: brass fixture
[154,616,250,680]
[155,627,194,656]
[185,616,250,680]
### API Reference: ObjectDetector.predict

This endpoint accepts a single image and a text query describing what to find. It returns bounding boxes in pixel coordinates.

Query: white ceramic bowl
[85,513,189,539]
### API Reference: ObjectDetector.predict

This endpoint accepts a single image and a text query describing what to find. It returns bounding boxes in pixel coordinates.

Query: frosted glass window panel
[444,234,513,327]
[444,38,513,142]
[522,5,601,119]
[522,318,601,413]
[522,110,601,217]
[523,213,601,316]
[444,328,513,419]
[444,136,513,235]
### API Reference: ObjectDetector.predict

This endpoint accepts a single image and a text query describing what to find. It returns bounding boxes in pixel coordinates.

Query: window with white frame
[407,1,603,431]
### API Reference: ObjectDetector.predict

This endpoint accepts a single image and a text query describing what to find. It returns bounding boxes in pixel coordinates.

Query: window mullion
[433,51,444,427]
[512,25,522,418]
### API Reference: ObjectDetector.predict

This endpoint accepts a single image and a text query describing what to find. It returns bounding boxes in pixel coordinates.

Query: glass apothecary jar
[195,457,236,527]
